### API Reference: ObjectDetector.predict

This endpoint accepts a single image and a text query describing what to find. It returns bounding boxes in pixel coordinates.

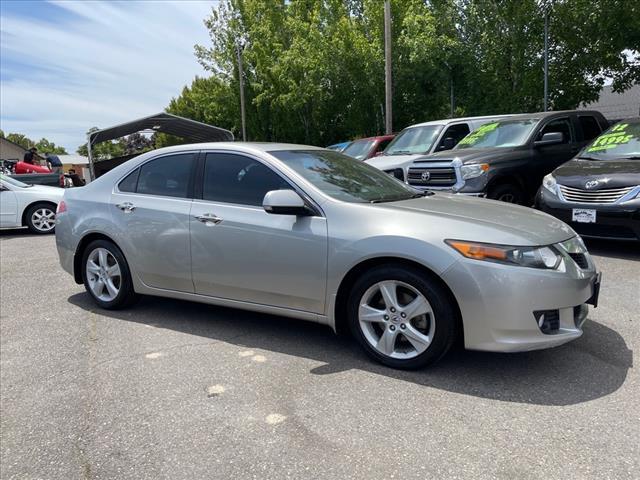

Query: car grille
[570,223,638,240]
[407,166,457,187]
[568,252,588,269]
[384,168,405,181]
[558,185,635,204]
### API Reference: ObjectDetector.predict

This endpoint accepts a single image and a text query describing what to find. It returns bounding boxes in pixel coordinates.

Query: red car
[341,134,395,161]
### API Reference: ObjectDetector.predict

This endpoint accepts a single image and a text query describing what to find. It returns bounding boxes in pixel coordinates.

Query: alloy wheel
[498,193,516,203]
[358,280,435,360]
[31,208,56,232]
[86,248,121,302]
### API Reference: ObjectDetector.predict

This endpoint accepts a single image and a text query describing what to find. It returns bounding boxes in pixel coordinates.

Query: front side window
[456,119,539,149]
[538,118,572,144]
[383,125,443,155]
[270,149,420,203]
[136,153,195,198]
[436,124,471,150]
[203,153,290,206]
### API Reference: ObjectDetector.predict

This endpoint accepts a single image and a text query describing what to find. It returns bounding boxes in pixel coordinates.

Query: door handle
[195,213,223,225]
[116,202,136,213]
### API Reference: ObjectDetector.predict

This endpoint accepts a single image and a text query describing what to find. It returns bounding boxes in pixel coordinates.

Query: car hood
[370,194,575,246]
[553,158,640,189]
[365,154,421,171]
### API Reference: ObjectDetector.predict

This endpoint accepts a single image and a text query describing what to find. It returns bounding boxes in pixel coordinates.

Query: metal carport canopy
[87,112,234,179]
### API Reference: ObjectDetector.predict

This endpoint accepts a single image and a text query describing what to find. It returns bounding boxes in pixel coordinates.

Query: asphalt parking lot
[1,230,638,480]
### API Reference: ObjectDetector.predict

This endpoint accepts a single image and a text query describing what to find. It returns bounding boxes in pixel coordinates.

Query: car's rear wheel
[82,240,138,309]
[488,183,524,204]
[347,265,458,369]
[25,203,56,234]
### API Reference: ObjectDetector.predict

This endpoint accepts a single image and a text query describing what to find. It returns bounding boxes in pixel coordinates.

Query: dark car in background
[537,118,640,241]
[406,111,608,204]
[342,134,395,161]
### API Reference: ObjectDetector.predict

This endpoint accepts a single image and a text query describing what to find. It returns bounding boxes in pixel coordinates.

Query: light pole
[236,41,247,141]
[543,10,549,111]
[384,0,393,134]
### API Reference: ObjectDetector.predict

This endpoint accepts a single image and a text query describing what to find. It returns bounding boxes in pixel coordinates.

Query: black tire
[487,183,524,204]
[24,202,57,234]
[81,239,138,309]
[347,264,458,369]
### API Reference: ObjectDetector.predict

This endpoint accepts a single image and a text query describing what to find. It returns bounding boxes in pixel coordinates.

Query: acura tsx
[56,143,600,368]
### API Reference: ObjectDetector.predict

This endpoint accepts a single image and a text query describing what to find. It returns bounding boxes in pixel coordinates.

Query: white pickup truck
[365,115,510,181]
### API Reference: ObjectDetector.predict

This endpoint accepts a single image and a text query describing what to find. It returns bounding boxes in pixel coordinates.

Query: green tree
[77,127,125,159]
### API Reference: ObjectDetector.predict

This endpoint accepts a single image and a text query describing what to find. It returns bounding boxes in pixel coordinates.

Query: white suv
[365,115,510,181]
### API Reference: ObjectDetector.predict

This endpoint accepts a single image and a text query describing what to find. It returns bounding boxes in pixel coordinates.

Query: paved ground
[0,230,638,480]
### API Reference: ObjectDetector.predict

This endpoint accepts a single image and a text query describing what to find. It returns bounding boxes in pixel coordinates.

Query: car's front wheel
[82,239,138,309]
[347,265,458,369]
[25,203,57,234]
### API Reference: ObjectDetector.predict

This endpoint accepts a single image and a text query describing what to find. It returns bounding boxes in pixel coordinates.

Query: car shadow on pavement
[68,293,632,407]
[0,227,33,238]
[584,238,640,261]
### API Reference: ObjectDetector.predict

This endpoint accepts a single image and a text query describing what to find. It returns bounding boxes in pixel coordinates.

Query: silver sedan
[55,143,600,368]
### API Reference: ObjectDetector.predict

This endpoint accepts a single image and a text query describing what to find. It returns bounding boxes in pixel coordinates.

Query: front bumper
[537,188,640,241]
[442,249,599,352]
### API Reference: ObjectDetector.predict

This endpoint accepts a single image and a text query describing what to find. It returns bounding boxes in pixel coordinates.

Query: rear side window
[202,153,290,206]
[579,116,602,141]
[118,168,139,192]
[538,118,572,144]
[136,153,194,198]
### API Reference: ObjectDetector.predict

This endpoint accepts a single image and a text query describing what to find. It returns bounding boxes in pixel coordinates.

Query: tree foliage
[3,132,67,154]
[164,0,639,146]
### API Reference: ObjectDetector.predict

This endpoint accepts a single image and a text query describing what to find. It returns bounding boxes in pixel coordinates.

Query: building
[580,84,640,121]
[0,137,45,163]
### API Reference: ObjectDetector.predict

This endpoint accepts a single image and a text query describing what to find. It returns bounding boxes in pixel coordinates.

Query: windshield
[0,173,29,188]
[270,149,421,203]
[383,125,442,155]
[580,121,640,160]
[343,139,376,160]
[456,119,539,149]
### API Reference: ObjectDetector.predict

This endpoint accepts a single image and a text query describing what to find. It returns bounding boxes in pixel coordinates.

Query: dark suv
[406,111,608,204]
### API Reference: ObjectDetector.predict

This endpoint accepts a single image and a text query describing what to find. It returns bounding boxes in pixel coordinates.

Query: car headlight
[460,163,489,180]
[542,174,557,195]
[446,240,562,269]
[558,236,587,254]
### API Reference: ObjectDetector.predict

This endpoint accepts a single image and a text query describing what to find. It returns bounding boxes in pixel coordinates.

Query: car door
[533,116,576,173]
[190,151,328,313]
[0,184,18,227]
[110,152,196,292]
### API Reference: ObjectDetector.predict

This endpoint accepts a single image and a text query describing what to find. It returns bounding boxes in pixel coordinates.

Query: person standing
[23,147,37,164]
[46,152,63,172]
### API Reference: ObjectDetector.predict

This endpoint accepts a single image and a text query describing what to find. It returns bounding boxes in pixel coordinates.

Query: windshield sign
[583,122,640,159]
[270,150,421,203]
[383,125,442,156]
[456,119,538,149]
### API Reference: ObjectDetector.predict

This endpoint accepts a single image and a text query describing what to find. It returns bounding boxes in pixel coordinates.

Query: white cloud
[0,0,217,152]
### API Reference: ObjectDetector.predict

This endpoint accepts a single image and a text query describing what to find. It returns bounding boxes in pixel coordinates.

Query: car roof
[126,142,326,159]
[407,114,513,129]
[349,134,395,143]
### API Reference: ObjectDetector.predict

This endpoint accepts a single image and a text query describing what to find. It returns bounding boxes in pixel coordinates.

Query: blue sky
[0,0,216,152]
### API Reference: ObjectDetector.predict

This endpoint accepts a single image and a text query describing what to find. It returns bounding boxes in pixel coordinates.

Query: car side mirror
[438,137,457,151]
[534,132,563,147]
[263,189,311,216]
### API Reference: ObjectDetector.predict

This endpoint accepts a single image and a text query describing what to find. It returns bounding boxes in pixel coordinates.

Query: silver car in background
[56,143,600,369]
